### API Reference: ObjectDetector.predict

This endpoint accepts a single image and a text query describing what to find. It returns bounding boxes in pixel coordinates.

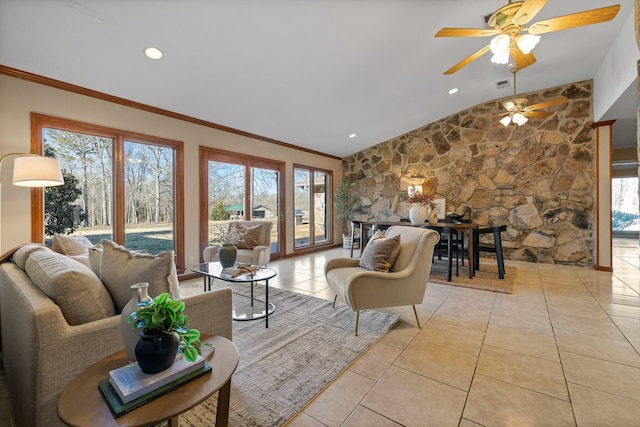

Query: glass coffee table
[192,262,276,328]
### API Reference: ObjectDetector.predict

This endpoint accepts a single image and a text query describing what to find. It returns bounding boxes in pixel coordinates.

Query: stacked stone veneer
[343,80,595,266]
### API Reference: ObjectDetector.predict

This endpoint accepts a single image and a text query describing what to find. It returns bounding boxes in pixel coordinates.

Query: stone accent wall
[343,80,595,266]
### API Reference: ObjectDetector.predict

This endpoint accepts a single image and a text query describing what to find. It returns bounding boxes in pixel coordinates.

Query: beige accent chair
[325,226,440,335]
[203,220,273,266]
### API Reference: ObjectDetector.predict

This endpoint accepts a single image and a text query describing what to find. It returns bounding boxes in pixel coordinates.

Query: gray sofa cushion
[25,250,116,325]
[12,244,51,270]
[100,239,181,312]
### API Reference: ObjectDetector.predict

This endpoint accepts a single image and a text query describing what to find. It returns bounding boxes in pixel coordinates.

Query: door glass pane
[43,128,113,246]
[612,177,640,231]
[123,141,175,254]
[252,167,280,253]
[208,161,245,244]
[314,171,328,243]
[294,168,311,247]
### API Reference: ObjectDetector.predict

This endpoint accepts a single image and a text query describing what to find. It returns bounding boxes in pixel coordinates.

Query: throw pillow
[11,244,51,270]
[88,245,103,276]
[232,223,262,249]
[100,240,181,312]
[52,234,94,256]
[25,250,116,325]
[359,233,401,272]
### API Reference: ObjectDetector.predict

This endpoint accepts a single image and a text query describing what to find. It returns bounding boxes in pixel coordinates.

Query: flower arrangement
[407,189,434,206]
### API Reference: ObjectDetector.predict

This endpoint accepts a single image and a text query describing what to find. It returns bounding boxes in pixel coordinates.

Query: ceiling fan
[435,0,620,74]
[497,69,568,126]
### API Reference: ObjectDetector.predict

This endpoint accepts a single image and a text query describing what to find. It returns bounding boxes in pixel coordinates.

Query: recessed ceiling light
[348,133,357,138]
[448,88,459,95]
[145,47,163,60]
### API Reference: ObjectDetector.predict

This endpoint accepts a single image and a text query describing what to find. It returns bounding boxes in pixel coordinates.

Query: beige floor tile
[549,311,626,341]
[484,323,560,362]
[303,370,375,427]
[431,301,492,332]
[561,351,640,402]
[568,383,640,427]
[464,374,575,427]
[395,340,477,391]
[349,342,402,381]
[610,315,640,339]
[361,366,466,427]
[489,305,554,336]
[476,345,569,400]
[285,412,326,427]
[379,322,420,349]
[341,405,402,427]
[459,419,483,427]
[418,320,485,356]
[600,303,640,320]
[555,329,640,368]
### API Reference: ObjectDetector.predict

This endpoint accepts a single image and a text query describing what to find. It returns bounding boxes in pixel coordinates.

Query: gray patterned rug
[165,285,399,426]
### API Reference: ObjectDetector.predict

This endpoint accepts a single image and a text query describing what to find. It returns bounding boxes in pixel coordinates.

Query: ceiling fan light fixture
[491,51,510,64]
[512,112,528,126]
[516,34,540,54]
[490,34,510,54]
[499,115,512,127]
[503,100,516,111]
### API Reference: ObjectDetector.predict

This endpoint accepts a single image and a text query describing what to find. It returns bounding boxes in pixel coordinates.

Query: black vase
[218,244,237,268]
[135,330,179,374]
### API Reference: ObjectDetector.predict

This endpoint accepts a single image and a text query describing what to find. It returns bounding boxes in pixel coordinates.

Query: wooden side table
[57,335,239,427]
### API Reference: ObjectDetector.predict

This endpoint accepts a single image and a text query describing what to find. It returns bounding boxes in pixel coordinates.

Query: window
[294,165,331,249]
[199,147,284,260]
[31,114,185,270]
[612,176,639,234]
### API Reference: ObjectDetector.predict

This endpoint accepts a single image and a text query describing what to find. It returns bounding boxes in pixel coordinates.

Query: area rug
[428,258,517,294]
[163,285,399,426]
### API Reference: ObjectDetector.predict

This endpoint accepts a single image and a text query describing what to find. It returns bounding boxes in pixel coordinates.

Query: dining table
[352,220,478,279]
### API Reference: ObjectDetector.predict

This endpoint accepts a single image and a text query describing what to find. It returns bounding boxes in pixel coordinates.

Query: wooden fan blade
[513,0,548,25]
[435,28,497,37]
[444,45,491,75]
[512,47,536,70]
[525,96,569,111]
[525,111,553,118]
[528,5,621,35]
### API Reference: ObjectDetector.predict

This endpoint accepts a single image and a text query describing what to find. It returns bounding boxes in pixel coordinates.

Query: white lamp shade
[517,34,540,55]
[512,113,528,126]
[499,115,512,127]
[490,34,510,54]
[490,51,509,64]
[12,156,64,187]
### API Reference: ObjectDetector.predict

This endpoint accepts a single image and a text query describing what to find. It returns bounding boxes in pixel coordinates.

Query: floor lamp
[0,153,64,253]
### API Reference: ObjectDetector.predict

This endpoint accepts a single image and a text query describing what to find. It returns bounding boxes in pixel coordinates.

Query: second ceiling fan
[435,0,620,74]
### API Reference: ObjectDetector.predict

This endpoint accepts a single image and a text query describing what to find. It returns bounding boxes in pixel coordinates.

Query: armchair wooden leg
[332,295,337,307]
[412,305,421,329]
[355,311,360,336]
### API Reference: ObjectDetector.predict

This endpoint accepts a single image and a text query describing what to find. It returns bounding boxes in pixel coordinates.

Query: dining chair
[427,225,461,281]
[473,224,507,279]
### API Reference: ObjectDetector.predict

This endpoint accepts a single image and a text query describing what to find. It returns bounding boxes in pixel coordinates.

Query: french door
[199,147,284,261]
[293,165,331,249]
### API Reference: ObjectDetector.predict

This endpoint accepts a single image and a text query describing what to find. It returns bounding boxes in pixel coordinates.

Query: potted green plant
[128,293,201,374]
[334,177,357,247]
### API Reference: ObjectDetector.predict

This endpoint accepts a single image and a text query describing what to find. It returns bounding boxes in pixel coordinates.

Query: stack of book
[98,354,211,417]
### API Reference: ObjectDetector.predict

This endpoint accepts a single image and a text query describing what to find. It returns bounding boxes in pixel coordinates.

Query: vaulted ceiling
[1,0,637,158]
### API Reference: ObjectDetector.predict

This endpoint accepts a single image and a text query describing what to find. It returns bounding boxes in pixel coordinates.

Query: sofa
[203,220,273,266]
[0,241,232,427]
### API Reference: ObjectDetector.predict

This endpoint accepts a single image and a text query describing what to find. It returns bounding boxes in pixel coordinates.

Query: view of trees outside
[207,161,279,249]
[43,128,176,253]
[293,167,328,247]
[612,177,640,231]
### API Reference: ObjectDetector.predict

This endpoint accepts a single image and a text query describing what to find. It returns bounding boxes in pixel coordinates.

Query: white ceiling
[0,0,637,157]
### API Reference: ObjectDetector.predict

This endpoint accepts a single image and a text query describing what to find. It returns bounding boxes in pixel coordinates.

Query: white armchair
[325,226,440,335]
[203,220,273,266]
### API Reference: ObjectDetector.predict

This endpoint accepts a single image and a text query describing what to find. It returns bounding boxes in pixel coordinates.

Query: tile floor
[274,240,640,427]
[2,239,640,426]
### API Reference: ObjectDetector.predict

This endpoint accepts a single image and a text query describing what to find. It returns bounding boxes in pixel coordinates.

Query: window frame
[30,113,186,271]
[292,164,333,251]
